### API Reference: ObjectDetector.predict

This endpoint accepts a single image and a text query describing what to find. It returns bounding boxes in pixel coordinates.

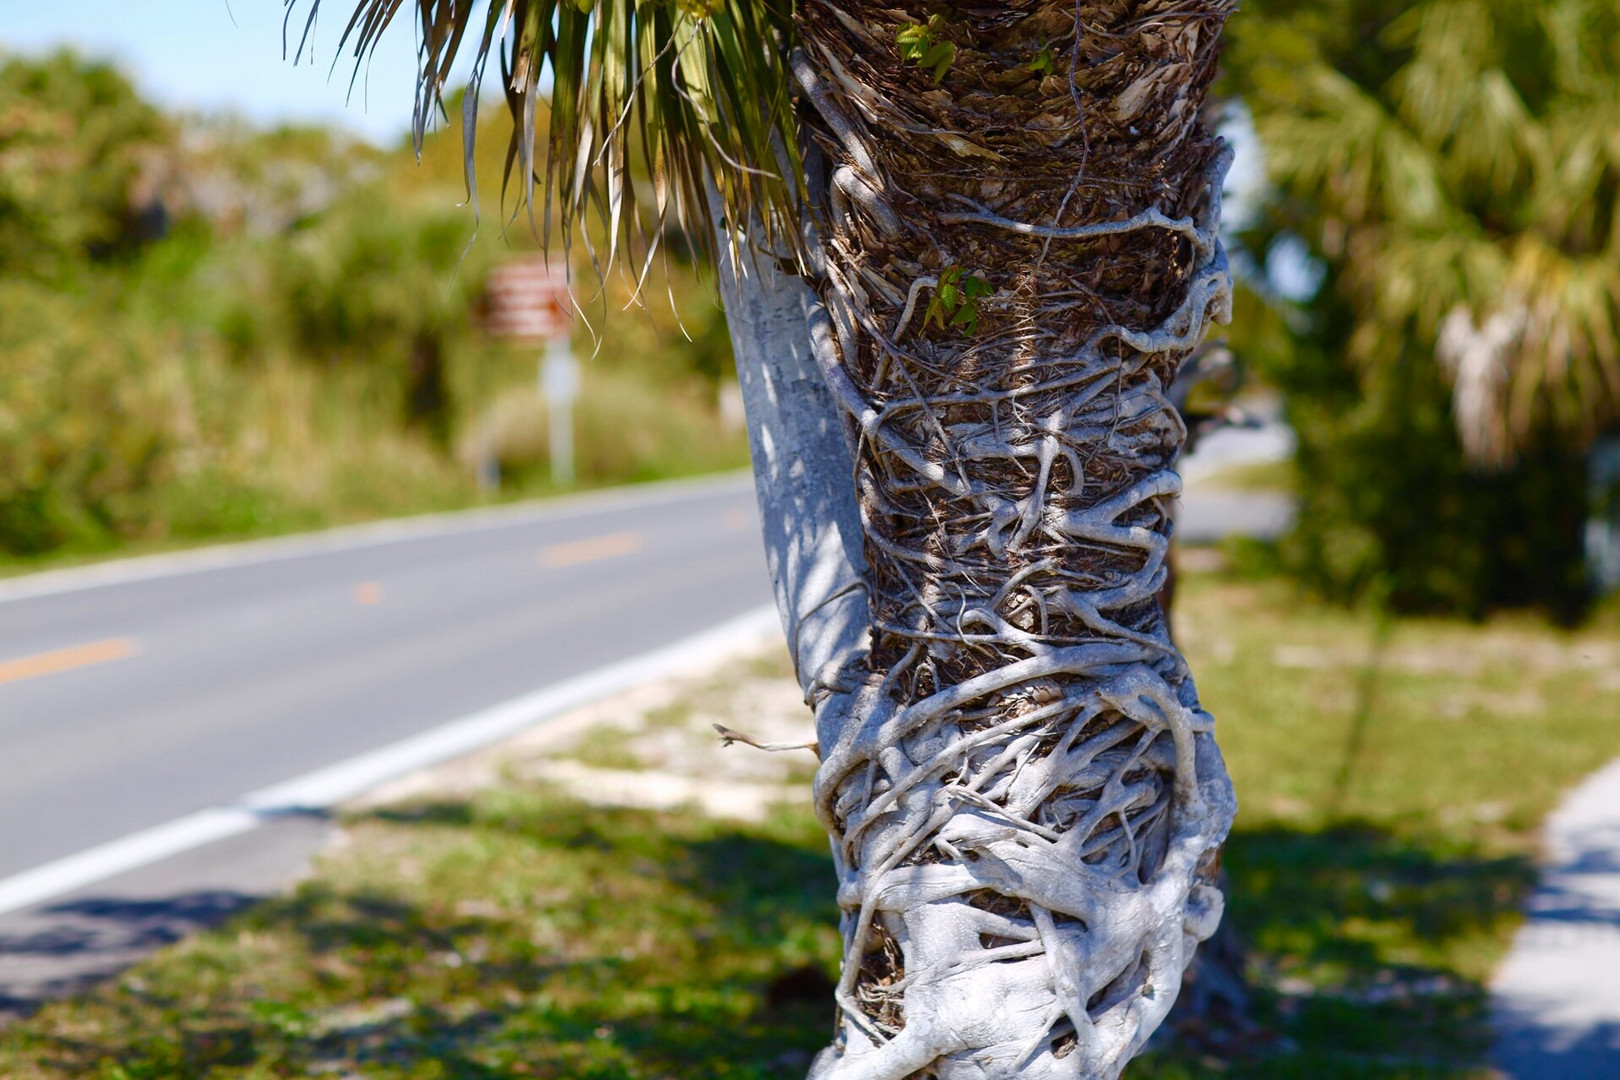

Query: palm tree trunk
[739,4,1240,1077]
[715,229,870,705]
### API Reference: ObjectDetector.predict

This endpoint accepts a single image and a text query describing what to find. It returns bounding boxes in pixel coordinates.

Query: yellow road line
[540,531,644,569]
[0,638,139,687]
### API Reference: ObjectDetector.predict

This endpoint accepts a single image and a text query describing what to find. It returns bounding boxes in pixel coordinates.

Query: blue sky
[1,0,490,143]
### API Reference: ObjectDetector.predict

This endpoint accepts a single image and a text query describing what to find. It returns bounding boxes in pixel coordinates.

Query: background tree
[0,51,167,280]
[326,1,1240,1076]
[1224,0,1620,619]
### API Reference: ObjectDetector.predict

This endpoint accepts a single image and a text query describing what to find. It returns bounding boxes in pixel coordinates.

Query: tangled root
[794,3,1239,1077]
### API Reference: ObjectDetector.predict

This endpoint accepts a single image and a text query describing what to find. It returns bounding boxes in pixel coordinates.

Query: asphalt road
[0,461,1291,1012]
[0,475,769,900]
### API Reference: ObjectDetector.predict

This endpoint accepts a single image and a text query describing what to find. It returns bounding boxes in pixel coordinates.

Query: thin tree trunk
[715,229,870,713]
[768,4,1237,1078]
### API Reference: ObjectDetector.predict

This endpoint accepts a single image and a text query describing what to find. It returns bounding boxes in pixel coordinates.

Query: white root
[800,138,1237,1080]
[778,7,1241,1078]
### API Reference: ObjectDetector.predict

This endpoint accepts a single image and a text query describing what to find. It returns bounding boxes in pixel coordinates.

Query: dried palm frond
[298,0,802,273]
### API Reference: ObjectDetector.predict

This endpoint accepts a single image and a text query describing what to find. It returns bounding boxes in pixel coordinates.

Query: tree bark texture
[726,4,1238,1077]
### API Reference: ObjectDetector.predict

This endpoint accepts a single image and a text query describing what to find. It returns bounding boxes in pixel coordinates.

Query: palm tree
[322,1,1238,1075]
[1232,0,1620,467]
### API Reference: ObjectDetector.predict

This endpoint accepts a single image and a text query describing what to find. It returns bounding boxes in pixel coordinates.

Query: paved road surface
[1176,489,1294,545]
[0,475,771,1009]
[1178,420,1296,543]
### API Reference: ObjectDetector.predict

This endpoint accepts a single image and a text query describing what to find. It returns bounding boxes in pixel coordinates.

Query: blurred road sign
[483,256,580,488]
[486,257,573,342]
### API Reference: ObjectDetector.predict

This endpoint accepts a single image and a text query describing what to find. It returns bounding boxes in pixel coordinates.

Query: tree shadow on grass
[5,794,1542,1080]
[1227,824,1534,977]
[4,796,841,1079]
[0,892,261,963]
[1143,822,1536,1078]
[0,892,263,1022]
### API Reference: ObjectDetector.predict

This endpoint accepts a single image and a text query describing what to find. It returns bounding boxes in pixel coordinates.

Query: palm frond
[1246,0,1620,463]
[295,0,802,274]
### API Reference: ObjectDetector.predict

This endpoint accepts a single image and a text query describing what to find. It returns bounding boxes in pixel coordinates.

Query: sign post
[541,337,579,486]
[484,257,576,488]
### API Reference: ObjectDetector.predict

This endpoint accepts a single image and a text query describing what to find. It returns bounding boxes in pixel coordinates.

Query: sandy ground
[350,631,818,823]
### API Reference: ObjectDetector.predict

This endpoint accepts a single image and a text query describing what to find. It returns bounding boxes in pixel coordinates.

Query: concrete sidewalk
[1492,756,1620,1078]
[1176,420,1297,543]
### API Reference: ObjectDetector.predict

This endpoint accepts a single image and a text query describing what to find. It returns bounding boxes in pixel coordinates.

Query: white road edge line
[0,471,752,607]
[0,604,782,918]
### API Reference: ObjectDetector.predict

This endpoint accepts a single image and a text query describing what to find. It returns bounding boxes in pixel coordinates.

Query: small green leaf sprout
[896,16,956,84]
[924,267,993,336]
[1029,45,1055,77]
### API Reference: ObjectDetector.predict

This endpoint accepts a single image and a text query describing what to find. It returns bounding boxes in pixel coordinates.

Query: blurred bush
[0,283,180,552]
[1224,0,1619,620]
[477,363,745,486]
[0,51,745,561]
[0,51,167,279]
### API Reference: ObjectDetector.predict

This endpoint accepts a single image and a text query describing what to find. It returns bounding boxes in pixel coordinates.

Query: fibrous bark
[770,4,1239,1077]
[309,0,1236,1067]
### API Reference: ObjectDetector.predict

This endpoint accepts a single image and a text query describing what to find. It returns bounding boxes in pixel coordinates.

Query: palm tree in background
[1233,0,1620,467]
[320,1,1238,1075]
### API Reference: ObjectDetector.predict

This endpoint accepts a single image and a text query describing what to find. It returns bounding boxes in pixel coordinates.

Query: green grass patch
[3,571,1617,1078]
[1131,571,1620,1079]
[0,796,841,1080]
[1190,457,1297,493]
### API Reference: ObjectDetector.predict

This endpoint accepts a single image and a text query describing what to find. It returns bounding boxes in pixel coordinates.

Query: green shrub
[1222,0,1614,621]
[0,53,746,563]
[1273,332,1591,622]
[476,363,748,487]
[0,51,166,280]
[0,284,182,553]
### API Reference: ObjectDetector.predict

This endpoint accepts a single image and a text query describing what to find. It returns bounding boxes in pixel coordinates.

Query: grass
[0,798,840,1080]
[0,360,751,582]
[0,326,750,582]
[2,567,1618,1078]
[1189,458,1296,493]
[1130,567,1620,1079]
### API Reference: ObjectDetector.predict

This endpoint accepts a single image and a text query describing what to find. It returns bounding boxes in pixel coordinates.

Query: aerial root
[713,723,820,755]
[796,3,1239,1077]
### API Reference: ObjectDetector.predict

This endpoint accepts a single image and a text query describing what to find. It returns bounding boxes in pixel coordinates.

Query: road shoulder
[0,610,783,1019]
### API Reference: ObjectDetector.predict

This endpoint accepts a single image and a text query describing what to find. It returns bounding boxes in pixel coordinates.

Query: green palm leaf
[298,0,802,273]
[1240,0,1620,464]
